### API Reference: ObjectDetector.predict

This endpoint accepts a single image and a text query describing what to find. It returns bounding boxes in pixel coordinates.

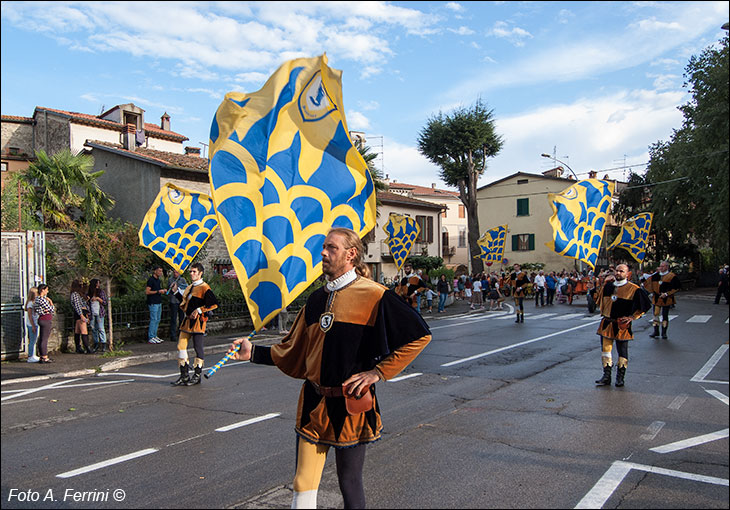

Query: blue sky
[2,1,728,190]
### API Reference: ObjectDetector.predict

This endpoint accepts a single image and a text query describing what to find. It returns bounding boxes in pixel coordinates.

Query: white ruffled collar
[614,279,628,287]
[192,279,204,286]
[325,268,357,292]
[659,271,669,276]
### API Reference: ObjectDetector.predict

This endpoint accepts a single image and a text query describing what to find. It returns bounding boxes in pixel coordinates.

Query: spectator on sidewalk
[34,284,55,363]
[87,278,108,353]
[70,279,92,354]
[545,271,557,306]
[534,270,546,307]
[24,287,40,362]
[437,274,450,313]
[167,269,188,342]
[715,266,729,305]
[425,286,437,313]
[145,265,167,344]
[471,275,484,310]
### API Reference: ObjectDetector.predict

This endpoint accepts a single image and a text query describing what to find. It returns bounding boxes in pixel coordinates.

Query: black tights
[336,445,367,509]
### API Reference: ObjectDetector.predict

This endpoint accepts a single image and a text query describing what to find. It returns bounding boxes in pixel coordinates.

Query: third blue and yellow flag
[383,213,420,272]
[138,183,218,273]
[207,54,376,331]
[475,225,507,264]
[546,179,615,269]
[607,212,653,263]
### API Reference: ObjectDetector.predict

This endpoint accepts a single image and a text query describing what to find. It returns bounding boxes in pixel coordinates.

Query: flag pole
[204,328,258,379]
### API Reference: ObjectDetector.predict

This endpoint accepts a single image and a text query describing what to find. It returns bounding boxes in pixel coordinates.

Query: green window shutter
[528,234,535,250]
[517,198,529,216]
[512,235,519,251]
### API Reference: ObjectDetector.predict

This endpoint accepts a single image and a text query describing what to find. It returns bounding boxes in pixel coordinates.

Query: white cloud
[347,111,371,132]
[358,100,380,111]
[448,26,475,36]
[488,21,533,47]
[445,2,464,12]
[381,138,448,189]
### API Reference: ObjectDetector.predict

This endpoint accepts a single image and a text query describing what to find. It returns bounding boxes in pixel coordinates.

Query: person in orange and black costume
[510,263,530,322]
[647,260,681,339]
[229,228,431,509]
[171,262,218,386]
[396,262,427,313]
[594,264,651,387]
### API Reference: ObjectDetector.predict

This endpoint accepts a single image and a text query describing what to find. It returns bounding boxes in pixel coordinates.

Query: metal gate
[1,231,46,359]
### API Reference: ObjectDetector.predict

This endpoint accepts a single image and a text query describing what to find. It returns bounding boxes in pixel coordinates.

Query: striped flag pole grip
[204,330,257,379]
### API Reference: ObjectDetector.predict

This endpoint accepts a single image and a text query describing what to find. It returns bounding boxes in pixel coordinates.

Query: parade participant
[647,260,681,339]
[171,263,218,386]
[167,268,188,343]
[228,228,431,509]
[594,264,651,387]
[398,262,427,312]
[510,264,529,322]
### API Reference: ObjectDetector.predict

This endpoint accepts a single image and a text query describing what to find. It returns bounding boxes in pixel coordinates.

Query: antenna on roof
[99,104,105,115]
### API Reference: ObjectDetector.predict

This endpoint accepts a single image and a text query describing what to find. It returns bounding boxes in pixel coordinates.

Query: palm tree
[19,149,115,228]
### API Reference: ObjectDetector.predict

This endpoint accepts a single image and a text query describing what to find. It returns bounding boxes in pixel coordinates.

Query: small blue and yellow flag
[138,183,219,273]
[208,54,376,331]
[607,212,653,263]
[383,213,420,272]
[546,179,615,269]
[475,225,508,264]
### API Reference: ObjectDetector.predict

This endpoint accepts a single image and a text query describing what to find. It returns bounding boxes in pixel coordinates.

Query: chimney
[122,123,136,150]
[588,170,597,179]
[161,112,170,131]
[185,146,201,157]
[431,183,436,189]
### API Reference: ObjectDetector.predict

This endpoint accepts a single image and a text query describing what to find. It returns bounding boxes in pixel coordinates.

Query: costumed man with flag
[594,264,651,387]
[647,260,681,339]
[208,54,431,509]
[509,263,529,323]
[171,262,218,386]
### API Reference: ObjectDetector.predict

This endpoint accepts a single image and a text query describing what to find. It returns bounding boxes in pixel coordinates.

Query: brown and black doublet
[179,282,218,335]
[596,281,651,340]
[510,272,529,298]
[251,276,431,448]
[648,271,681,306]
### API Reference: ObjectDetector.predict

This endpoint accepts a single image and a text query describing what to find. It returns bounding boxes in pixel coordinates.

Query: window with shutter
[517,198,529,216]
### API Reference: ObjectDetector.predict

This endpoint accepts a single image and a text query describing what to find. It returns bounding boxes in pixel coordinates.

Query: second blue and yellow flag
[383,213,420,272]
[208,54,376,330]
[476,225,508,264]
[607,212,653,263]
[546,179,615,269]
[138,183,219,273]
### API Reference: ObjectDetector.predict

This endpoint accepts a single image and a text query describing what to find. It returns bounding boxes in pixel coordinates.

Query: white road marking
[691,344,729,384]
[686,315,712,323]
[524,313,557,320]
[704,389,729,406]
[429,313,508,330]
[575,460,729,509]
[0,379,82,402]
[0,396,46,405]
[650,428,729,454]
[640,421,665,441]
[550,313,585,320]
[388,373,422,383]
[441,320,601,367]
[215,412,281,432]
[56,448,158,478]
[667,394,688,410]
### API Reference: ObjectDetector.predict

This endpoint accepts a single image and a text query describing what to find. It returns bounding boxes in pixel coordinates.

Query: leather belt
[309,381,344,398]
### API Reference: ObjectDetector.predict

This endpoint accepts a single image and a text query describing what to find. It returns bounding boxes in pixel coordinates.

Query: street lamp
[541,153,579,180]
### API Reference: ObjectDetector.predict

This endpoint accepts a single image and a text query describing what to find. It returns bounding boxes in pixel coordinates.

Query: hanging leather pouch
[343,386,374,415]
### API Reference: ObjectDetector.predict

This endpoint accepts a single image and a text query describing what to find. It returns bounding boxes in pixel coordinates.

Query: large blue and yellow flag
[607,212,653,263]
[138,183,219,273]
[546,179,615,269]
[383,213,420,272]
[475,225,508,264]
[208,54,376,330]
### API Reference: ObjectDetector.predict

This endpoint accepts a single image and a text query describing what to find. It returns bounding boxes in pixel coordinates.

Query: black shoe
[171,364,190,386]
[186,366,202,386]
[595,365,612,386]
[649,328,659,338]
[515,317,520,323]
[615,367,626,387]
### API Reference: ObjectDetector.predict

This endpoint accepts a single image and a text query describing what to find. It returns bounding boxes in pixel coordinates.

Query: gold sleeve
[375,335,431,381]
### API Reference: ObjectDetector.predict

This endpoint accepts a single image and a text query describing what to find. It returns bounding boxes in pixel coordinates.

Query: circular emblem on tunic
[611,295,617,301]
[319,312,334,332]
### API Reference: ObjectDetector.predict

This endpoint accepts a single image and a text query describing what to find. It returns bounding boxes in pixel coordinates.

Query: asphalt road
[1,297,728,509]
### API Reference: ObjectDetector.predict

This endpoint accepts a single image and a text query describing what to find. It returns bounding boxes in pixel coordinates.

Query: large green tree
[417,99,504,274]
[18,149,115,229]
[644,34,729,265]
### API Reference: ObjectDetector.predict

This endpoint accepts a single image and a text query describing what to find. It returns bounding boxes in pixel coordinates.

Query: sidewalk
[2,287,721,385]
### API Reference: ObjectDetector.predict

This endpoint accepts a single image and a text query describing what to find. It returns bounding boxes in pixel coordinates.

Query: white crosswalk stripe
[524,313,557,320]
[686,315,712,323]
[550,313,585,320]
